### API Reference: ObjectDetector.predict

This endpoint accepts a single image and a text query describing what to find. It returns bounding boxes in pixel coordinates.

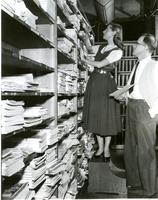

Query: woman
[82,23,123,161]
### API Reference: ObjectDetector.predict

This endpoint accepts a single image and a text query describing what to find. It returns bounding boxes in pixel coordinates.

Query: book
[109,84,134,98]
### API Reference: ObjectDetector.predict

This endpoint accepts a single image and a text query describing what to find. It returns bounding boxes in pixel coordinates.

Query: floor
[77,149,158,199]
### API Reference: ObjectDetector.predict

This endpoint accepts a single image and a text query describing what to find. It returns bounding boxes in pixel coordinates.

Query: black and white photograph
[1,0,158,199]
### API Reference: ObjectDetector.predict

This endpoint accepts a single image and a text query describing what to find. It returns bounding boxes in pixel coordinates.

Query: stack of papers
[65,178,78,199]
[77,80,86,94]
[24,106,48,127]
[17,129,48,153]
[58,171,70,199]
[20,154,46,189]
[77,110,83,122]
[35,175,61,200]
[77,97,84,108]
[57,0,73,18]
[57,16,66,30]
[58,68,77,94]
[2,182,35,200]
[64,29,78,44]
[1,0,16,14]
[14,0,38,29]
[1,74,39,92]
[46,145,58,169]
[45,127,58,146]
[68,14,80,31]
[58,99,69,116]
[58,71,67,94]
[58,135,79,160]
[58,116,77,140]
[2,148,24,176]
[58,37,74,54]
[1,100,25,134]
[46,160,66,175]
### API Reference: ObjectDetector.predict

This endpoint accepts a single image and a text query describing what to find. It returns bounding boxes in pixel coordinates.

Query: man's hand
[114,93,128,103]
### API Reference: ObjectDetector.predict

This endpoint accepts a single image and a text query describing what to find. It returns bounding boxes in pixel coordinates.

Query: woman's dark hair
[109,23,124,50]
[142,33,157,53]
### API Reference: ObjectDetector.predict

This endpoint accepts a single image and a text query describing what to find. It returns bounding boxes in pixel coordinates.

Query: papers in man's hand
[109,84,134,98]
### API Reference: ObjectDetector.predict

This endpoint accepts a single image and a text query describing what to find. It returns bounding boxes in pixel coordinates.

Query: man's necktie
[129,61,139,94]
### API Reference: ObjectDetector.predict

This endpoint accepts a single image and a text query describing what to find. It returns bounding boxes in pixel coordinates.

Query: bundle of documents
[65,76,77,94]
[77,80,86,94]
[58,99,70,116]
[1,0,16,14]
[58,37,74,54]
[46,127,58,146]
[69,14,80,31]
[2,182,35,200]
[57,16,66,30]
[1,74,39,92]
[58,171,70,199]
[58,135,79,160]
[14,0,38,29]
[64,29,78,44]
[46,145,58,169]
[57,0,73,17]
[58,71,67,94]
[81,132,95,159]
[77,110,83,122]
[79,70,87,79]
[77,166,88,188]
[58,116,76,140]
[17,129,48,153]
[46,160,66,175]
[1,100,25,134]
[77,97,84,108]
[2,148,25,177]
[24,106,48,127]
[65,178,78,199]
[35,175,61,200]
[20,154,46,189]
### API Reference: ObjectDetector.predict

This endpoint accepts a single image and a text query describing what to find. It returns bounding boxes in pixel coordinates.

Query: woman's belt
[95,68,107,74]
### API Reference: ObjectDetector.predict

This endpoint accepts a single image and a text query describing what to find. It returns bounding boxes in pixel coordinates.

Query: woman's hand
[87,65,94,72]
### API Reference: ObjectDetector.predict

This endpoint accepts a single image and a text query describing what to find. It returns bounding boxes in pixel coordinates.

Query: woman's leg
[95,135,104,155]
[104,136,111,157]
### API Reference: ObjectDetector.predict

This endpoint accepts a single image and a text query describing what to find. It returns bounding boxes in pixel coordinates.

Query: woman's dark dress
[82,45,121,136]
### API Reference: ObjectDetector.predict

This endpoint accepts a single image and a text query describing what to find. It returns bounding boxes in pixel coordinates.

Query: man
[116,33,158,198]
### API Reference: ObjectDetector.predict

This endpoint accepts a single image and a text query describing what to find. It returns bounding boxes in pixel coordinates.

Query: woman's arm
[83,49,122,69]
[83,58,111,69]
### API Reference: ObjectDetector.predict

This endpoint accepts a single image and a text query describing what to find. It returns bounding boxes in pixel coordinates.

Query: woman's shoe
[94,152,104,157]
[103,156,110,162]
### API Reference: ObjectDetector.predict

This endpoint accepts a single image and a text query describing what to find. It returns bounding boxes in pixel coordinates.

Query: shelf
[2,47,55,75]
[58,93,77,98]
[77,93,84,97]
[57,4,73,28]
[2,117,55,140]
[58,48,75,64]
[2,91,55,97]
[58,126,76,143]
[23,0,55,24]
[58,112,77,121]
[1,128,26,140]
[2,10,55,49]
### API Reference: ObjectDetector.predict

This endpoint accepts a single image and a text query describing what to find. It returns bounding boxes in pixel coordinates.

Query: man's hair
[142,33,157,53]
